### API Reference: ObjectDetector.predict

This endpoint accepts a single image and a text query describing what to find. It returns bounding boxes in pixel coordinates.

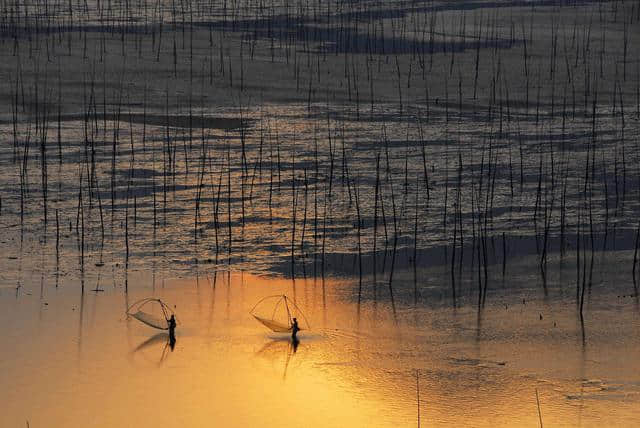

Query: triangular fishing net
[126,298,176,330]
[250,295,310,333]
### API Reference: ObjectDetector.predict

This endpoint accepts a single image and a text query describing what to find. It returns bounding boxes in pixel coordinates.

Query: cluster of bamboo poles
[1,0,639,312]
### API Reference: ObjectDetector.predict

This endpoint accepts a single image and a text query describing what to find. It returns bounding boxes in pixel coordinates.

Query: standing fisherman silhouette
[291,317,300,340]
[168,315,177,349]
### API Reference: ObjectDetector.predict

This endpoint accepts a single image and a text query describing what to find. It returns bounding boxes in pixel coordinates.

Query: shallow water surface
[1,0,640,426]
[1,271,639,427]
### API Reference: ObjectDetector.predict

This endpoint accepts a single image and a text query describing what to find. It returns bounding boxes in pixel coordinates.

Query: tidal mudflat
[0,0,639,426]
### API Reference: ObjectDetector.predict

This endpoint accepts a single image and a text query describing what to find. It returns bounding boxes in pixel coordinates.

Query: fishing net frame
[126,298,178,330]
[250,295,310,333]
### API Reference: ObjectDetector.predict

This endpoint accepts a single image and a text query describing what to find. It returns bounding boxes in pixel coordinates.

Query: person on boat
[291,317,300,340]
[168,315,177,341]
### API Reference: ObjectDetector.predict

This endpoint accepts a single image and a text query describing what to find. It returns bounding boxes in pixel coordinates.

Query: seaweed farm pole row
[1,1,639,309]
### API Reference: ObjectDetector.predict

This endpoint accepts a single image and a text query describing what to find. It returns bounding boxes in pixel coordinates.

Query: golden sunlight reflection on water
[1,272,639,427]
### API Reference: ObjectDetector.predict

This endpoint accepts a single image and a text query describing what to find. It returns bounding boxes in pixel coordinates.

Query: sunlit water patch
[1,271,638,427]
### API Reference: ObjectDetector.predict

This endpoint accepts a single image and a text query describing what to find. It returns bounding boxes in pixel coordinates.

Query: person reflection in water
[168,315,177,350]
